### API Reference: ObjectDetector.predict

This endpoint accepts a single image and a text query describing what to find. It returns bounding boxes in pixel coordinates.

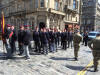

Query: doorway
[39,22,45,30]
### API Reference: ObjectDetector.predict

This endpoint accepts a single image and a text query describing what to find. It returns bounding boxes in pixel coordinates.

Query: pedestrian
[39,28,44,52]
[68,30,73,48]
[49,29,55,52]
[9,25,17,57]
[33,27,41,53]
[4,24,11,58]
[88,34,100,72]
[18,25,25,55]
[60,30,64,47]
[56,29,60,46]
[83,32,88,46]
[54,28,58,51]
[23,26,31,59]
[62,29,67,50]
[73,30,82,60]
[42,28,48,55]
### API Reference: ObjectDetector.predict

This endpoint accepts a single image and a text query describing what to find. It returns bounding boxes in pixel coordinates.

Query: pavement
[0,41,100,75]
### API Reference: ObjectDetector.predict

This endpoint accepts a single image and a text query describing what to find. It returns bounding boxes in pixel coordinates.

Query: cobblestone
[0,41,93,75]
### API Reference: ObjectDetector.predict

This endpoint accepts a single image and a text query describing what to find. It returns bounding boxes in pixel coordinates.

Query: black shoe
[18,53,23,56]
[94,68,98,72]
[74,57,78,61]
[26,57,30,60]
[6,57,13,59]
[25,56,30,60]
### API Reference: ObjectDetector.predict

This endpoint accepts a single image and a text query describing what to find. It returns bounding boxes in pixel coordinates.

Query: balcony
[67,6,73,11]
[64,5,78,14]
[9,9,27,16]
[64,20,78,24]
[36,8,49,12]
[49,8,65,16]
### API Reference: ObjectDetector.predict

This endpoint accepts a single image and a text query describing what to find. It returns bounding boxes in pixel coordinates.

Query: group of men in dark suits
[33,27,74,55]
[4,25,31,59]
[4,24,74,59]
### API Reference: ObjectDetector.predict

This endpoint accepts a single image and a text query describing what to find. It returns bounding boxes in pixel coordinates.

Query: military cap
[7,24,11,27]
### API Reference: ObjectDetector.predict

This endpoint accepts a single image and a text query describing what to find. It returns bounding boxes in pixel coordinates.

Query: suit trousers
[23,45,30,58]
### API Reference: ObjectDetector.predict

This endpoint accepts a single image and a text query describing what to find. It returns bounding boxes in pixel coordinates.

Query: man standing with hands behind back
[88,34,100,72]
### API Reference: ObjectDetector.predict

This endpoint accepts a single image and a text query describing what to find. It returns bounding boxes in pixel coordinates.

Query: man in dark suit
[41,28,48,55]
[67,30,73,48]
[33,27,41,53]
[18,25,25,55]
[62,29,67,50]
[49,29,55,52]
[9,25,17,57]
[23,25,31,59]
[4,24,11,58]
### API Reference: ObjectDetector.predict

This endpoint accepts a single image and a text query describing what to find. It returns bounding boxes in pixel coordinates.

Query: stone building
[64,0,80,31]
[0,0,80,31]
[81,0,100,32]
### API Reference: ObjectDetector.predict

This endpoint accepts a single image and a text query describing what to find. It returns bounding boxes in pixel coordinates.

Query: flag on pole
[1,11,6,53]
[1,11,5,35]
[1,11,5,43]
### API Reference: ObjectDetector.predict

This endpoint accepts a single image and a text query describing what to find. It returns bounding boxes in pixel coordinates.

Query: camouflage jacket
[73,33,82,44]
[88,37,100,50]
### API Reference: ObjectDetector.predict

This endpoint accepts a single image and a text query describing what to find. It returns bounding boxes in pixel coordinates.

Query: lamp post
[79,0,82,33]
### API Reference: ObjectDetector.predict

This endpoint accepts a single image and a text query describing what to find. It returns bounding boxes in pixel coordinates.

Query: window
[55,1,59,10]
[73,0,76,9]
[35,0,38,8]
[46,0,49,7]
[40,0,44,7]
[29,0,33,9]
[87,20,91,24]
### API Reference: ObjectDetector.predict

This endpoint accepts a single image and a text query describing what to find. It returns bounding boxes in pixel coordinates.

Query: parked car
[88,31,100,40]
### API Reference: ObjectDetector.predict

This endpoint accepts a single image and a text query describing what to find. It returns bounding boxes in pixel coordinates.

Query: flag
[1,11,5,34]
[1,11,5,42]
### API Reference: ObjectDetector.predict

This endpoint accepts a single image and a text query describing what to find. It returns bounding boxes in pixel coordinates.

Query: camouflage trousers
[92,50,100,70]
[74,43,80,58]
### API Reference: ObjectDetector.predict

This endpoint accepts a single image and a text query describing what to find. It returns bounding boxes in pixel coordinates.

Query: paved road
[0,41,100,75]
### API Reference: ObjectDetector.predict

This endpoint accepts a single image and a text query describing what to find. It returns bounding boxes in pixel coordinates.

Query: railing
[49,8,65,16]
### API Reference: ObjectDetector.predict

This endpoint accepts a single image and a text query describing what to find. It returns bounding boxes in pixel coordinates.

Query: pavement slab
[0,41,99,75]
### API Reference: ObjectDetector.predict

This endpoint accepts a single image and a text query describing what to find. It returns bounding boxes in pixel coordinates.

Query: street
[0,41,100,75]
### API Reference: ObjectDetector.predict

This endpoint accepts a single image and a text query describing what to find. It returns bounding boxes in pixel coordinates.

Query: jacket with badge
[9,29,17,43]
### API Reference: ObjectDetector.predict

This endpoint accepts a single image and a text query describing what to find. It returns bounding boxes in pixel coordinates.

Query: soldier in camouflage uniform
[88,34,100,72]
[73,30,82,60]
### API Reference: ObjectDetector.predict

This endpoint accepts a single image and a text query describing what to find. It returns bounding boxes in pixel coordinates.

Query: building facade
[81,0,100,32]
[0,0,80,31]
[64,0,80,31]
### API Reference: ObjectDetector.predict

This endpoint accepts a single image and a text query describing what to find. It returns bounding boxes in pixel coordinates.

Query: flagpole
[1,11,6,54]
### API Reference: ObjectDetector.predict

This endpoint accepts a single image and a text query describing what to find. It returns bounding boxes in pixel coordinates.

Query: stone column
[44,0,46,7]
[34,15,37,28]
[46,16,50,28]
[38,0,40,8]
